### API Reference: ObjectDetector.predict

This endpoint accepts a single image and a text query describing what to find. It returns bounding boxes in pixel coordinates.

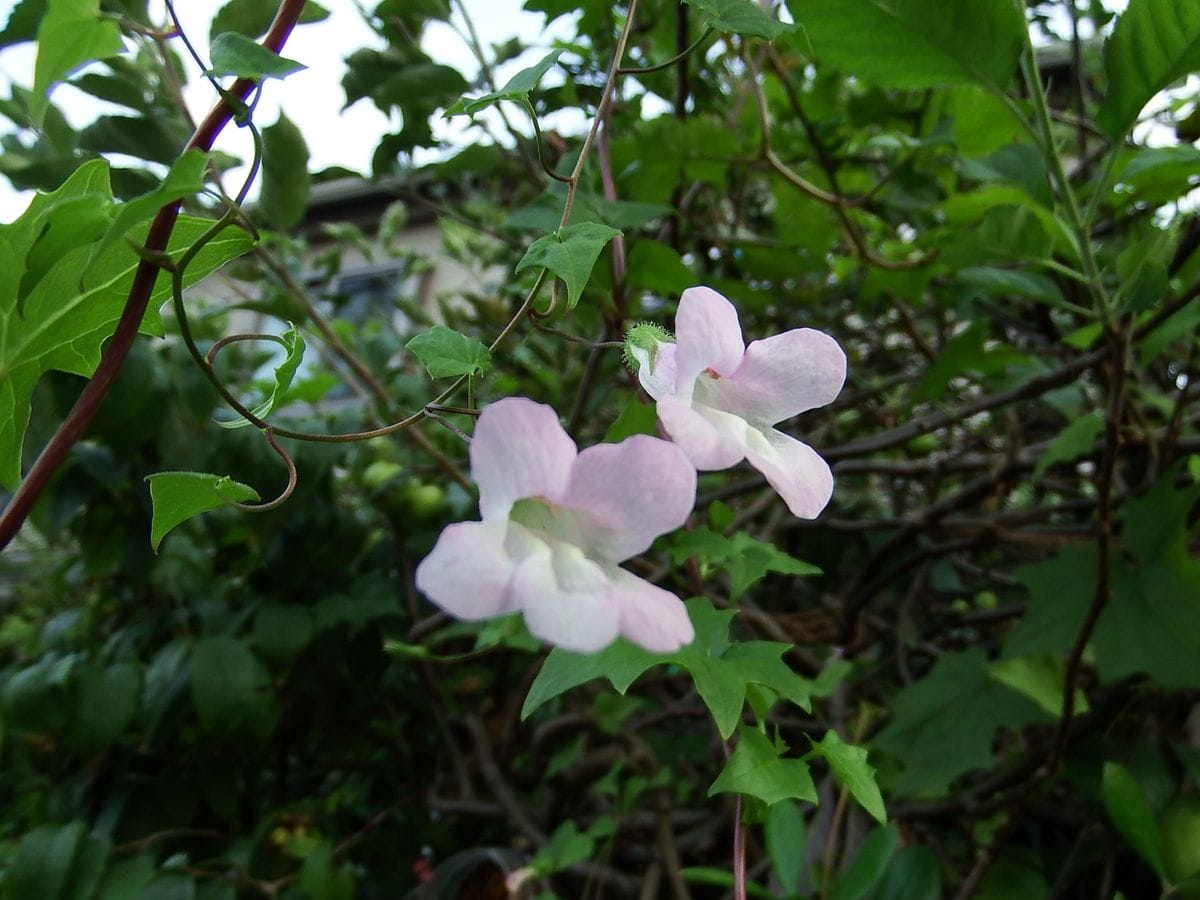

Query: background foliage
[1,0,1199,898]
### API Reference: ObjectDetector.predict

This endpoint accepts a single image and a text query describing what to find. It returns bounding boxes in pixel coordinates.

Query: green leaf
[31,0,123,127]
[1034,410,1104,476]
[988,655,1088,718]
[210,0,329,42]
[259,112,310,230]
[709,727,818,806]
[831,826,899,900]
[809,730,887,824]
[788,0,1024,91]
[81,149,210,280]
[0,160,256,489]
[874,847,941,900]
[146,471,260,550]
[189,636,272,737]
[681,0,791,40]
[604,396,659,442]
[66,662,140,753]
[252,604,313,664]
[207,32,306,80]
[1102,761,1168,877]
[0,0,47,50]
[4,822,110,900]
[872,649,1050,795]
[765,799,807,896]
[956,266,1065,306]
[446,49,562,116]
[666,526,821,599]
[406,324,492,378]
[217,322,306,427]
[1095,0,1200,139]
[296,842,354,900]
[515,221,621,311]
[531,821,596,874]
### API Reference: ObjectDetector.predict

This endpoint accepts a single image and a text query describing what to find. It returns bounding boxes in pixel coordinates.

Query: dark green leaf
[1102,761,1167,877]
[446,49,562,116]
[0,0,47,49]
[259,112,310,230]
[210,0,329,42]
[189,636,271,737]
[66,662,140,753]
[515,221,621,311]
[1034,410,1104,475]
[831,826,899,900]
[296,842,354,900]
[604,397,659,442]
[1095,0,1200,138]
[681,0,791,40]
[872,649,1050,795]
[146,471,260,550]
[532,822,595,874]
[789,0,1024,91]
[709,727,818,806]
[809,730,887,824]
[207,32,306,80]
[5,822,89,900]
[765,799,807,895]
[252,604,314,664]
[874,847,941,900]
[31,0,123,126]
[406,325,492,378]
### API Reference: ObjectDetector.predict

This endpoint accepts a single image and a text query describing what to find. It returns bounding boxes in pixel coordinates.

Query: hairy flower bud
[622,322,674,375]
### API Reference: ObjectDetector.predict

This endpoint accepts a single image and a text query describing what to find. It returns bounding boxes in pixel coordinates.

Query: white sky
[0,0,576,222]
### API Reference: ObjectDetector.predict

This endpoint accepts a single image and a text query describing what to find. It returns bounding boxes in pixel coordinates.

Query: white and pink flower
[415,397,697,653]
[630,287,846,519]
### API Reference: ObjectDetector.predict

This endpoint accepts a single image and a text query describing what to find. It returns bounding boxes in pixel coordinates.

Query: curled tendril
[229,427,297,512]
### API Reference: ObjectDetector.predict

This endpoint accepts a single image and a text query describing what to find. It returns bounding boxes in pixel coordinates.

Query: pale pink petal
[470,397,577,520]
[743,427,834,519]
[717,328,847,425]
[513,543,621,652]
[674,287,745,388]
[658,396,747,471]
[608,566,695,652]
[634,342,679,400]
[415,520,518,619]
[562,435,697,562]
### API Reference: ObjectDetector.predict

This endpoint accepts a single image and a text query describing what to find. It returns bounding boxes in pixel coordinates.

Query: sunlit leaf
[445,49,562,116]
[709,727,817,806]
[217,322,306,428]
[406,325,492,378]
[31,0,123,127]
[1095,0,1200,138]
[146,471,260,550]
[207,32,306,80]
[515,222,621,311]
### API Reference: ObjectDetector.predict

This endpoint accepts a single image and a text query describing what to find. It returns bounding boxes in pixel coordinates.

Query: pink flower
[415,397,697,653]
[631,287,846,519]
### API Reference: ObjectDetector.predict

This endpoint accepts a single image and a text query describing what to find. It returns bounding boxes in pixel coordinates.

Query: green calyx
[623,322,674,375]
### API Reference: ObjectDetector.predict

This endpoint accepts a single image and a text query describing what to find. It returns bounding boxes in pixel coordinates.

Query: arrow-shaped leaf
[515,221,621,311]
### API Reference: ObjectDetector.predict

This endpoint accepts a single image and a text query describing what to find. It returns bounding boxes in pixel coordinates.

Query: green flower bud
[623,322,674,375]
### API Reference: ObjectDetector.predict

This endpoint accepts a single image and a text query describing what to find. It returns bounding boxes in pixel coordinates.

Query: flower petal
[674,286,745,389]
[634,341,679,400]
[657,396,748,470]
[720,328,847,425]
[744,426,834,519]
[563,435,697,561]
[513,542,620,653]
[415,520,518,620]
[470,397,577,519]
[608,566,695,652]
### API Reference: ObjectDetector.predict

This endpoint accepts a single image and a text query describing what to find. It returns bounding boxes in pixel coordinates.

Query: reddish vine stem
[0,0,308,552]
